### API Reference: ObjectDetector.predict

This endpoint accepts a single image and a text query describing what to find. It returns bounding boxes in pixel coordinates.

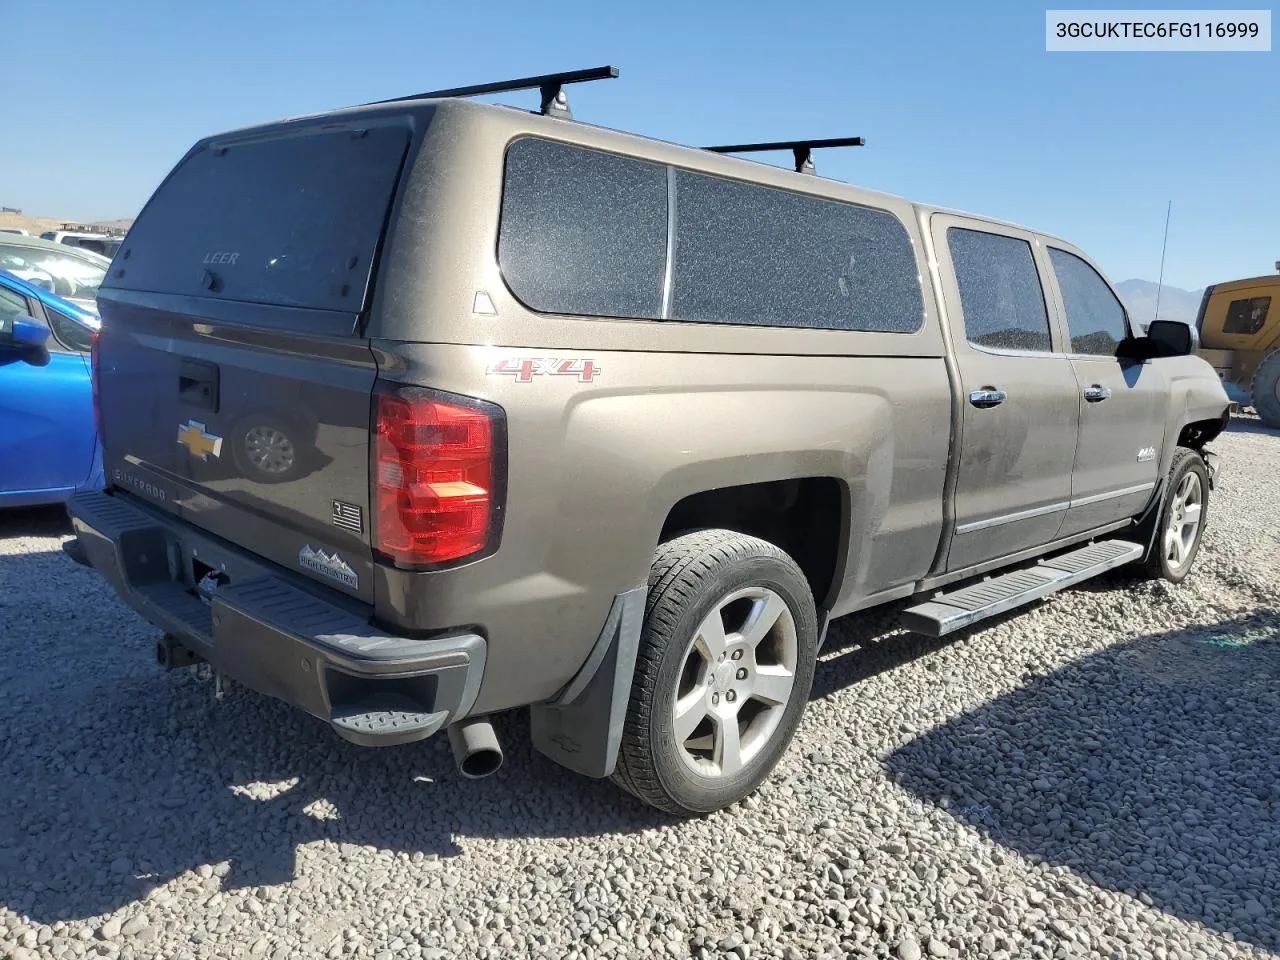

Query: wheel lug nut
[711,693,720,706]
[725,690,737,703]
[736,668,748,680]
[717,653,726,663]
[731,649,743,661]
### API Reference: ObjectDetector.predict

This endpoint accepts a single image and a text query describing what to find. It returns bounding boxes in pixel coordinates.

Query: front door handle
[969,388,1008,409]
[1083,384,1112,403]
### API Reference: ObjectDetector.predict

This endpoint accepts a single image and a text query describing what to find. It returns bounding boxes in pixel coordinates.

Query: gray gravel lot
[2,420,1277,960]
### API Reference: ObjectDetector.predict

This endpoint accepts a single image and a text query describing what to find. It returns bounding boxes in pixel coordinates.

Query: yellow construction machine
[1195,270,1280,428]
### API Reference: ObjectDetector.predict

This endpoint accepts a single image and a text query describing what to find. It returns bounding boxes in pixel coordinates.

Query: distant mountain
[0,211,134,237]
[1114,279,1203,330]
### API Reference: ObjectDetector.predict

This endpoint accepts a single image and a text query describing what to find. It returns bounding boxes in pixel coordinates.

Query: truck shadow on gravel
[0,673,669,925]
[885,611,1280,952]
[0,549,670,926]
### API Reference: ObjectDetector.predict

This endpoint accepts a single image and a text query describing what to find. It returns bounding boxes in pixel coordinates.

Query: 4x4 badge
[177,419,223,460]
[487,358,600,383]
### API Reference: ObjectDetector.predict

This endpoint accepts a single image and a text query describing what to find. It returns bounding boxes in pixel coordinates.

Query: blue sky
[5,0,1274,289]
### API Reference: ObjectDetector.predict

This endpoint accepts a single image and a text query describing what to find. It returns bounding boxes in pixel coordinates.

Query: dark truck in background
[67,69,1231,816]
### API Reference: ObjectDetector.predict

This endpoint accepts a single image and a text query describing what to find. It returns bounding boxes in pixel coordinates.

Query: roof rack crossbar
[704,136,866,174]
[366,65,620,120]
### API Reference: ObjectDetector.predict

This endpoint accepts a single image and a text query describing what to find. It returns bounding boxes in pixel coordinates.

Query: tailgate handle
[178,359,220,412]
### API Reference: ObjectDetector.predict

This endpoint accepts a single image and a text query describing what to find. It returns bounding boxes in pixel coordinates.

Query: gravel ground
[1,420,1277,960]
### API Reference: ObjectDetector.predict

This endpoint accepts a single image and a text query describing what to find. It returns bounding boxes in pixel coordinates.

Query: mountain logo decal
[298,545,358,589]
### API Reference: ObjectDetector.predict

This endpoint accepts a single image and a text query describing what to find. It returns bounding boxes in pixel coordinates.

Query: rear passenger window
[947,228,1052,353]
[499,138,667,319]
[1048,248,1129,355]
[671,171,923,333]
[1223,296,1270,335]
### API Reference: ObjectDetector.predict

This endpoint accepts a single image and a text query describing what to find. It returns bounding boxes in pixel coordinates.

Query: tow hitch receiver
[156,634,205,670]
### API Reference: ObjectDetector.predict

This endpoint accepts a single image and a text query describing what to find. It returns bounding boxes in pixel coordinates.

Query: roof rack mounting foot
[704,136,866,175]
[540,82,573,119]
[365,66,620,121]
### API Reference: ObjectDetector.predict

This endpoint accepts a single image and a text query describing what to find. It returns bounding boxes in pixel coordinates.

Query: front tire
[1133,446,1209,583]
[612,530,819,816]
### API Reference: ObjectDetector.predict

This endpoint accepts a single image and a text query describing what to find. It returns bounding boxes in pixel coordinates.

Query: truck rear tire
[1131,446,1209,584]
[611,530,819,816]
[1249,350,1280,429]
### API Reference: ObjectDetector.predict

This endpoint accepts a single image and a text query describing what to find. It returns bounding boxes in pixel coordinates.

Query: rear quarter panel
[372,343,951,713]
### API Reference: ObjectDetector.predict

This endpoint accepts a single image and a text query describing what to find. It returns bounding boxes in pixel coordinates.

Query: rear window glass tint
[1223,296,1270,335]
[948,228,1052,352]
[671,171,922,333]
[499,138,666,319]
[110,126,410,314]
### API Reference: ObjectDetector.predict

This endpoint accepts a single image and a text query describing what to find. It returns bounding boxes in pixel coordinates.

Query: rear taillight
[372,384,505,567]
[90,330,102,441]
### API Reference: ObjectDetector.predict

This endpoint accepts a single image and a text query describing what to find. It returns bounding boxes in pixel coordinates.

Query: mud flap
[530,587,645,778]
[1131,474,1169,565]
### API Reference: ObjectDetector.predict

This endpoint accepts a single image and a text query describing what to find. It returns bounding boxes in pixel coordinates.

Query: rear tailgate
[94,120,415,603]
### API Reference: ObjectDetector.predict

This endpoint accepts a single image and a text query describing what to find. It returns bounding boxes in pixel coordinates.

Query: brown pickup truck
[66,68,1231,815]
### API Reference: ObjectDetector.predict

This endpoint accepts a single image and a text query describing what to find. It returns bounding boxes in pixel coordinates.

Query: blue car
[0,269,104,507]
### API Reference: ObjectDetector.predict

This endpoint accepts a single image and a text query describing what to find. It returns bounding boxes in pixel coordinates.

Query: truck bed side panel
[371,343,952,713]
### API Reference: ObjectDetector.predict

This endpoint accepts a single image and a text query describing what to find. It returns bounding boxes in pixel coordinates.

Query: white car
[0,234,109,315]
[40,230,123,258]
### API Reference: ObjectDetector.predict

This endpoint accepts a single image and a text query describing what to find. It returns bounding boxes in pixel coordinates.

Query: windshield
[0,245,106,312]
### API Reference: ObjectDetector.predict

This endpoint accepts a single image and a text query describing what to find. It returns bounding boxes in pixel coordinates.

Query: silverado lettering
[111,468,166,502]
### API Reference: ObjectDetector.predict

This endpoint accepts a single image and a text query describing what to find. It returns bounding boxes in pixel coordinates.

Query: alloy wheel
[671,586,799,778]
[1164,470,1203,572]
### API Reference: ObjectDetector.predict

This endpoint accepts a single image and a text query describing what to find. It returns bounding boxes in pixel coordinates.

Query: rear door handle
[1083,384,1112,403]
[968,388,1008,409]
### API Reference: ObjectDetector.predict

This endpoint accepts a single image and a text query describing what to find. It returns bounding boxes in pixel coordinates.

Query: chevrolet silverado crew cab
[67,68,1231,816]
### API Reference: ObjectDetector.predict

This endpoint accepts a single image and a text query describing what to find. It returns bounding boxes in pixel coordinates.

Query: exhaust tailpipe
[447,717,503,779]
[156,635,203,670]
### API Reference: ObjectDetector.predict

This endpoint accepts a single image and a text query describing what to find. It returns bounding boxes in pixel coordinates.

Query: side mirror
[0,315,51,351]
[1147,319,1197,357]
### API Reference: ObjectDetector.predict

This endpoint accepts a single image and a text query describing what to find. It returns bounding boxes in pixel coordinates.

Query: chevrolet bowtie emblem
[177,419,223,460]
